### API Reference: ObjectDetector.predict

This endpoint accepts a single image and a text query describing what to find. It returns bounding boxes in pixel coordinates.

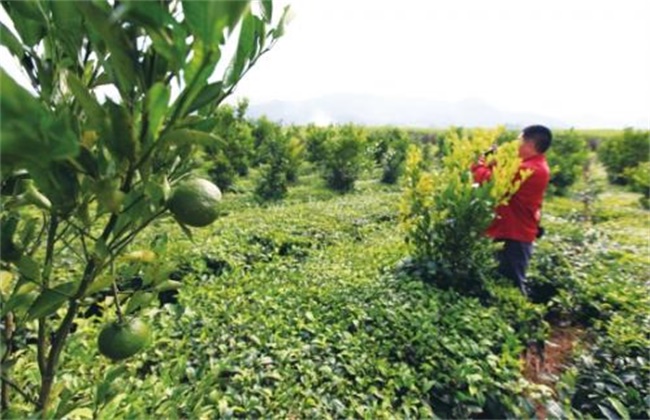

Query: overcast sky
[1,1,648,128]
[230,0,650,128]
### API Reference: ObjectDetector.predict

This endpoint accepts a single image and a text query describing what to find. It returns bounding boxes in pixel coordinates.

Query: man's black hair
[522,125,552,153]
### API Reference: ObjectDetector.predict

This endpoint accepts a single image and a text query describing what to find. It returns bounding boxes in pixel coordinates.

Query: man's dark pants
[495,239,533,296]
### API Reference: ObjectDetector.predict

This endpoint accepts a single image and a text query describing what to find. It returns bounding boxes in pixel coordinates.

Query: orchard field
[1,1,649,419]
[3,122,650,419]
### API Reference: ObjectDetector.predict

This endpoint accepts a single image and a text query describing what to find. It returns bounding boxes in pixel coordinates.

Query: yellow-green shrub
[400,127,530,292]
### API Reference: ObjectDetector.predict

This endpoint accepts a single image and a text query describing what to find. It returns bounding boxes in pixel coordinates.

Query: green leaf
[261,0,273,23]
[253,17,266,58]
[121,0,169,28]
[153,280,182,292]
[67,73,105,129]
[225,11,256,88]
[18,216,39,249]
[17,255,41,282]
[26,281,77,321]
[96,365,127,406]
[182,38,208,87]
[1,278,38,317]
[175,116,220,132]
[545,400,564,419]
[85,274,114,297]
[50,1,84,64]
[185,82,223,115]
[93,239,111,262]
[182,1,250,47]
[144,180,166,206]
[76,1,138,96]
[123,1,184,70]
[599,403,621,420]
[5,1,45,23]
[61,408,93,420]
[0,271,15,299]
[125,291,155,314]
[0,69,45,164]
[1,213,22,263]
[274,5,291,38]
[0,69,79,169]
[91,73,112,88]
[145,83,171,139]
[175,38,221,120]
[0,22,25,58]
[607,397,630,420]
[29,162,80,216]
[2,1,46,47]
[105,101,137,162]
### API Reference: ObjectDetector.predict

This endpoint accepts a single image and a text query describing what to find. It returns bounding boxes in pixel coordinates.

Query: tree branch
[1,375,37,407]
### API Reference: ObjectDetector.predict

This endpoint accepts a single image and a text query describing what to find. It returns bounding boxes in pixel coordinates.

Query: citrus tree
[545,128,589,196]
[320,124,369,192]
[204,99,255,191]
[400,127,529,293]
[0,0,288,414]
[597,128,650,185]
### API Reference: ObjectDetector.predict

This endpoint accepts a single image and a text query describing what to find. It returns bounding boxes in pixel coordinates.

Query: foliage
[4,190,551,419]
[320,124,369,192]
[527,184,649,419]
[367,128,412,184]
[251,116,281,165]
[623,161,650,208]
[304,124,334,163]
[528,221,649,327]
[207,152,238,193]
[597,128,650,185]
[283,126,307,183]
[0,136,647,417]
[253,124,304,202]
[399,127,530,293]
[254,154,289,202]
[204,100,255,191]
[485,279,549,344]
[554,313,650,419]
[545,129,590,196]
[0,0,288,414]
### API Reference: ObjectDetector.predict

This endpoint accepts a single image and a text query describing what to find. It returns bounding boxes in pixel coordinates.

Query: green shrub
[207,152,238,191]
[546,129,589,196]
[252,116,283,166]
[624,161,650,208]
[400,127,527,294]
[255,160,289,201]
[304,124,334,163]
[321,124,369,192]
[284,129,306,183]
[597,128,650,185]
[375,128,411,184]
[204,101,255,189]
[254,134,295,202]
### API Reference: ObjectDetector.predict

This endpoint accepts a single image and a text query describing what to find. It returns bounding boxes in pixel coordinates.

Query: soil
[522,325,587,419]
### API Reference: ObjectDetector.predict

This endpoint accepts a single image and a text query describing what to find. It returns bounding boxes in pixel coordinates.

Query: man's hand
[483,143,498,157]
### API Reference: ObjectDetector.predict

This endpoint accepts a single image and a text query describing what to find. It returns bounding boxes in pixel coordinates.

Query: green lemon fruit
[98,318,151,361]
[168,178,222,227]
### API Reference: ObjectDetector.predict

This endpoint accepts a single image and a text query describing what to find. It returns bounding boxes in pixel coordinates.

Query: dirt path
[522,325,587,419]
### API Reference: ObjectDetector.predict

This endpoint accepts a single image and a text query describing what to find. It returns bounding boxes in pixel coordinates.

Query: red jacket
[471,154,550,242]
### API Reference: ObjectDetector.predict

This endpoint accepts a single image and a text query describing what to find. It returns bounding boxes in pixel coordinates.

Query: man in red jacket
[472,125,552,296]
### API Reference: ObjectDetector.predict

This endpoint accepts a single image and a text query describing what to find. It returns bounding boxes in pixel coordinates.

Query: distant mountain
[245,94,573,128]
